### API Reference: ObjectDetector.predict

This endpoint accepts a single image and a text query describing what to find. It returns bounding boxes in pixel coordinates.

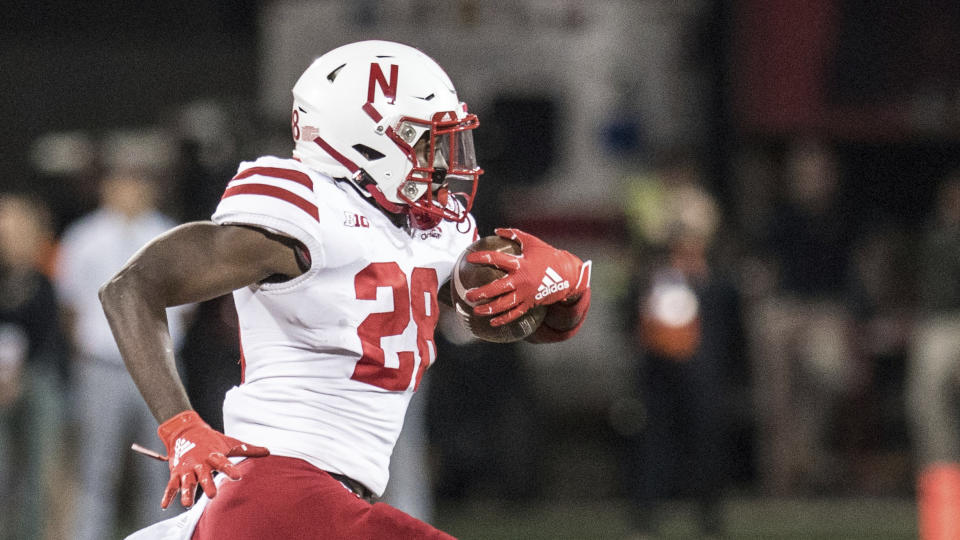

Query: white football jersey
[212,156,477,496]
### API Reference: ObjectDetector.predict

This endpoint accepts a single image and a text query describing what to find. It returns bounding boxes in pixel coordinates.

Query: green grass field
[435,497,917,539]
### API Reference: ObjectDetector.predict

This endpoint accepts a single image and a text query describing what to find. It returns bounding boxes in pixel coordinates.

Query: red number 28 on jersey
[352,262,439,391]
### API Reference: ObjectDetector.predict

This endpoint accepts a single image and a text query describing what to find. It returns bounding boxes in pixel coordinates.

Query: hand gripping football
[451,236,547,343]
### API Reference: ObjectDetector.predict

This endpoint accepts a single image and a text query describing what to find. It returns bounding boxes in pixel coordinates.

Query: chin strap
[354,169,407,215]
[359,181,405,215]
[408,208,442,230]
[352,171,450,231]
[408,187,449,230]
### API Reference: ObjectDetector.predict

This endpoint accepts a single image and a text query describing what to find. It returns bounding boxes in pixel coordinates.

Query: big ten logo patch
[344,212,370,228]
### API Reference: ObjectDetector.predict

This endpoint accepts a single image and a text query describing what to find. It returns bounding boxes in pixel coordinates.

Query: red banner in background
[729,0,943,142]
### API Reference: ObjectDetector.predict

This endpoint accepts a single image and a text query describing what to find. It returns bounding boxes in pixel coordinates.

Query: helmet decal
[367,63,399,105]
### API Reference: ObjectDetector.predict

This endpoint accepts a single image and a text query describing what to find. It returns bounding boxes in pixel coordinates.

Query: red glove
[157,410,269,509]
[465,228,592,326]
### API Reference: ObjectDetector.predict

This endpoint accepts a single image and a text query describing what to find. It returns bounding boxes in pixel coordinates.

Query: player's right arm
[99,220,306,507]
[99,220,305,422]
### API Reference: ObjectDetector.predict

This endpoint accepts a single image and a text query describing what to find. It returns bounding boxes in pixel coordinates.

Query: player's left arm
[464,228,591,343]
[523,286,591,343]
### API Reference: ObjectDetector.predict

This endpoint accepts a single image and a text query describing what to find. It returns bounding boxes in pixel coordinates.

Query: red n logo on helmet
[367,63,399,104]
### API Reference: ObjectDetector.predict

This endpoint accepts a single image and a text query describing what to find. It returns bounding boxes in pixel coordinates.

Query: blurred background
[2,0,960,538]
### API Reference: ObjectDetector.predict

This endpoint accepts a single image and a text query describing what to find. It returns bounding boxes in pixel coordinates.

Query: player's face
[402,118,479,220]
[413,134,448,171]
[412,134,451,197]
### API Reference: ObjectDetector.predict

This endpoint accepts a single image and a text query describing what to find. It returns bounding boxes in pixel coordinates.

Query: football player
[101,40,591,538]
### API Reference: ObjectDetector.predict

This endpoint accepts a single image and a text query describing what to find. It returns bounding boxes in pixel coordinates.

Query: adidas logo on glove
[535,267,569,300]
[172,437,196,467]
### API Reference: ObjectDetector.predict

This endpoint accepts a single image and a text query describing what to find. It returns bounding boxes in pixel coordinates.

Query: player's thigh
[192,455,454,540]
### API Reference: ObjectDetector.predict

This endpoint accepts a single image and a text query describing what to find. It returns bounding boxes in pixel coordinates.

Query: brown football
[451,235,547,343]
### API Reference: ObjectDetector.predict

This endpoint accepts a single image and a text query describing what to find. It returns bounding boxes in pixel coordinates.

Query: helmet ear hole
[352,144,385,161]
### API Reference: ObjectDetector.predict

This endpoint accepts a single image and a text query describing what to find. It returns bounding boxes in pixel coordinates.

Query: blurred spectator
[833,226,914,494]
[55,170,189,539]
[623,162,746,538]
[623,150,716,250]
[907,171,960,540]
[28,131,101,235]
[0,195,68,540]
[748,138,855,495]
[172,99,245,223]
[767,138,850,296]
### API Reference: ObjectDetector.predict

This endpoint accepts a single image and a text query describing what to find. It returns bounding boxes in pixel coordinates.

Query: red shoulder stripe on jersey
[232,167,314,190]
[312,136,360,174]
[222,183,319,220]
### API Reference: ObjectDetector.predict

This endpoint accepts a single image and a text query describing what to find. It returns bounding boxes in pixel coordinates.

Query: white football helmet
[291,40,482,229]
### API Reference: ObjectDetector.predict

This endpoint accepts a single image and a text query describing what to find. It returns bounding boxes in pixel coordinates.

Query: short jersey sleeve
[213,156,325,266]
